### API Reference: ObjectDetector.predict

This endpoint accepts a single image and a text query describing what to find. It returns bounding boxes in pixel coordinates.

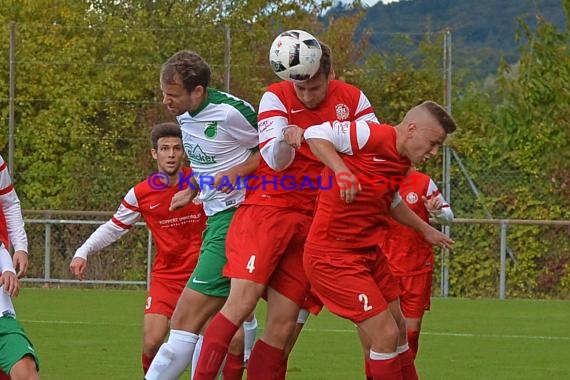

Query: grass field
[12,288,570,380]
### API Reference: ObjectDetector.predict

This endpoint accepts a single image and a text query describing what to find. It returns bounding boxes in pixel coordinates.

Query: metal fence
[19,211,570,300]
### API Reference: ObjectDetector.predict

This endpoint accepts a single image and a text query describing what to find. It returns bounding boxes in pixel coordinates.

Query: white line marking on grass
[302,327,570,341]
[21,319,141,327]
[21,320,570,342]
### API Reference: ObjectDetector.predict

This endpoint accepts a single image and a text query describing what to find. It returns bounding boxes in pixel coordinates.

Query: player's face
[161,76,204,116]
[405,122,446,164]
[293,71,330,109]
[151,137,185,176]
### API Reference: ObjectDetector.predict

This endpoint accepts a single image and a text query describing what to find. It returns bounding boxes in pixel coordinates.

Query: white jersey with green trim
[177,88,258,216]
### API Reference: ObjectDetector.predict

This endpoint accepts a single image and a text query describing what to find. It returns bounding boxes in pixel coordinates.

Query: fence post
[8,21,16,178]
[223,25,231,93]
[44,222,51,287]
[499,220,508,300]
[441,29,452,297]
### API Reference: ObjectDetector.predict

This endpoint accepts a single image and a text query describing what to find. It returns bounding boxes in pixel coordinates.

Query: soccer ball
[269,30,322,82]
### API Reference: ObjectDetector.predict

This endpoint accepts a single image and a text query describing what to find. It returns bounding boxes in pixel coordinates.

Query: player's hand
[12,250,29,278]
[213,170,238,194]
[0,271,20,297]
[422,227,454,249]
[423,195,443,214]
[283,125,305,149]
[69,257,87,281]
[336,170,361,204]
[170,188,197,211]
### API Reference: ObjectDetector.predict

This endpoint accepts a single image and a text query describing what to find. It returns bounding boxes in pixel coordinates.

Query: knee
[144,333,165,357]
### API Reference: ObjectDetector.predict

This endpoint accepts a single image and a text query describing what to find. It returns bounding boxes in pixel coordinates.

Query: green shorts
[187,207,236,297]
[0,316,40,374]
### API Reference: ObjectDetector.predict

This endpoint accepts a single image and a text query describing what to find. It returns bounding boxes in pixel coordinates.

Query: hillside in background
[337,0,567,80]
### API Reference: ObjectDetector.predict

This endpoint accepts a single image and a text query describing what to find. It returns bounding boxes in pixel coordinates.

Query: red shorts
[224,205,312,306]
[301,288,324,316]
[396,271,432,319]
[303,245,400,324]
[144,276,187,317]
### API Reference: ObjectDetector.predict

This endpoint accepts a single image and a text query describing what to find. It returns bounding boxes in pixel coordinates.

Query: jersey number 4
[246,255,256,274]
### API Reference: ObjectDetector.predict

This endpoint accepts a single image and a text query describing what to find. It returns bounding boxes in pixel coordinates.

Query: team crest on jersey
[204,122,218,139]
[335,104,349,120]
[406,192,419,204]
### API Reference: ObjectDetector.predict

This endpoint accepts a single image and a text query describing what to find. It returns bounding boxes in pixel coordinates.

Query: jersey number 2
[358,293,373,311]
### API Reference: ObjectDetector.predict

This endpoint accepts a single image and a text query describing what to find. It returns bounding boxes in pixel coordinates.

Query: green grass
[12,288,570,380]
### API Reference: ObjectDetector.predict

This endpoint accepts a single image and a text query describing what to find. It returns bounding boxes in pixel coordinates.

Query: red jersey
[246,79,378,211]
[0,155,27,252]
[383,169,451,275]
[305,121,411,250]
[74,167,206,281]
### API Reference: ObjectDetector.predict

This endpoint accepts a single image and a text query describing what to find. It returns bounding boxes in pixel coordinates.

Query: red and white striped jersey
[74,167,206,281]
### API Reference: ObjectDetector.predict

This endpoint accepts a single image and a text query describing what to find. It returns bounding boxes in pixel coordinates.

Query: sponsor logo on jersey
[184,143,217,165]
[204,122,218,138]
[335,103,350,120]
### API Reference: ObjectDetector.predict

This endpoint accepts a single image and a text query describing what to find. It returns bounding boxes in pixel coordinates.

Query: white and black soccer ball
[269,30,322,82]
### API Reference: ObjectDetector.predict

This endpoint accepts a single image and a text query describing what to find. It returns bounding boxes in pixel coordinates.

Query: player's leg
[378,254,418,380]
[304,246,402,380]
[0,317,40,380]
[193,278,265,380]
[243,312,258,364]
[8,356,39,380]
[194,205,295,380]
[400,271,432,359]
[146,208,235,380]
[223,325,246,380]
[274,308,309,380]
[142,313,170,373]
[248,210,313,380]
[142,277,183,374]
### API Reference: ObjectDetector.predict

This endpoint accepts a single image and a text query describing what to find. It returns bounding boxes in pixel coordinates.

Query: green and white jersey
[177,88,258,216]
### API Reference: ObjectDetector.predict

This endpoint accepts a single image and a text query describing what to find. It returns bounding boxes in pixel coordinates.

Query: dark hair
[419,101,457,134]
[160,50,211,93]
[314,41,333,78]
[151,122,182,150]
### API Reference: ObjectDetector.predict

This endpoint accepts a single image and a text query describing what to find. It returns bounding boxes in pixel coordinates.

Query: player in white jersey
[0,242,39,379]
[146,51,260,380]
[0,154,29,278]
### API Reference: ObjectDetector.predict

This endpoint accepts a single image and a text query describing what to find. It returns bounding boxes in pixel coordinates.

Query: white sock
[369,349,398,361]
[145,329,199,380]
[243,315,258,362]
[191,334,204,379]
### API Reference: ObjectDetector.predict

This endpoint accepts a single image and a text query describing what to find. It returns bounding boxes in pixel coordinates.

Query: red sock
[407,330,420,358]
[142,353,153,375]
[222,352,245,380]
[364,356,373,380]
[0,370,9,380]
[246,339,284,380]
[399,348,419,380]
[369,356,403,380]
[194,313,240,380]
[274,356,288,380]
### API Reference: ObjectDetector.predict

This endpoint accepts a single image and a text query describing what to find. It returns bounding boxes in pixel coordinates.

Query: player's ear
[151,148,158,160]
[406,122,417,137]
